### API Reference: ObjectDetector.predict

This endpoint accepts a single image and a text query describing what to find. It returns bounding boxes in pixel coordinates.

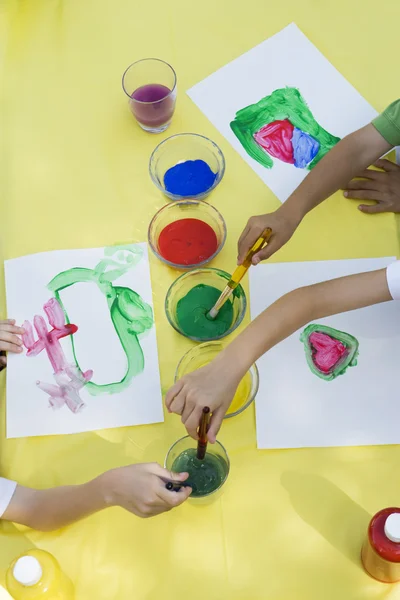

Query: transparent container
[122,58,177,133]
[165,434,229,504]
[148,200,226,269]
[149,133,225,201]
[175,341,259,418]
[165,267,247,342]
[6,549,74,599]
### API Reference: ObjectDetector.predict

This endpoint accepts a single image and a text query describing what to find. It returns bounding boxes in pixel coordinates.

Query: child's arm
[237,124,392,264]
[166,267,392,441]
[1,463,191,530]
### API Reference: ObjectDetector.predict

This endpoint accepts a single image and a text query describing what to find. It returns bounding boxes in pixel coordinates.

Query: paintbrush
[207,228,272,319]
[196,406,211,460]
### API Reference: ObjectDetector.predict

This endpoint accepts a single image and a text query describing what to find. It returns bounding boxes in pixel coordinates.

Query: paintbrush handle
[197,407,211,460]
[230,227,272,287]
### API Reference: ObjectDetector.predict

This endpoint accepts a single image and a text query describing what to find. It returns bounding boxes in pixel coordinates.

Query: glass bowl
[149,133,225,201]
[148,200,226,269]
[165,267,246,342]
[174,341,259,418]
[165,435,230,503]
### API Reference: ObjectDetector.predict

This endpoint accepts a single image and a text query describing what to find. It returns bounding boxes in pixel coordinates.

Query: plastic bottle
[361,507,400,583]
[6,549,74,599]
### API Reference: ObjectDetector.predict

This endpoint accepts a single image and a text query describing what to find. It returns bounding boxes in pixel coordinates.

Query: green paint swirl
[176,284,233,340]
[47,245,154,395]
[172,448,228,497]
[230,87,340,169]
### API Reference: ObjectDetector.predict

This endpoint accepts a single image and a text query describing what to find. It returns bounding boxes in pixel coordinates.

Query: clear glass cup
[164,267,247,342]
[175,341,259,418]
[165,435,230,503]
[148,200,226,270]
[122,58,177,133]
[149,133,225,200]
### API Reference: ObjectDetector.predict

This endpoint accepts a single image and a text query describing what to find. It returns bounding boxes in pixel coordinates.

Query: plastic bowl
[165,267,246,342]
[174,341,259,418]
[148,200,226,269]
[149,133,225,201]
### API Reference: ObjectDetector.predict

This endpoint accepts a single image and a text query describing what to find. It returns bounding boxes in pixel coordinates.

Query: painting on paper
[249,257,400,450]
[5,243,164,438]
[230,87,340,171]
[188,23,377,202]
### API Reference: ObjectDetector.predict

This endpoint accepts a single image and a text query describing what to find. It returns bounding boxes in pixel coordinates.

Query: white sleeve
[386,261,400,300]
[0,477,17,517]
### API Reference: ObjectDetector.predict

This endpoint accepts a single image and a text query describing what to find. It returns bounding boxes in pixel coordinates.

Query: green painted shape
[171,448,228,497]
[230,87,340,169]
[47,245,154,395]
[300,323,359,382]
[176,284,234,340]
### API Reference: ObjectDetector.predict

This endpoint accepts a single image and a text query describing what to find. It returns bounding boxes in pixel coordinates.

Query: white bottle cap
[384,513,400,543]
[13,556,43,587]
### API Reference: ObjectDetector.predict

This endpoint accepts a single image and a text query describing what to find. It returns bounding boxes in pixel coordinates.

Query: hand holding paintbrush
[208,228,272,319]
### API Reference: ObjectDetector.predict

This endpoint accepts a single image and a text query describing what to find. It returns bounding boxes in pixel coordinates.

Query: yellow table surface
[1,1,400,598]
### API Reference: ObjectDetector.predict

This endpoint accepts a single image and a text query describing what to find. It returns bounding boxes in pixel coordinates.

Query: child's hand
[237,207,300,265]
[101,463,192,518]
[344,159,400,213]
[165,359,240,442]
[0,319,24,369]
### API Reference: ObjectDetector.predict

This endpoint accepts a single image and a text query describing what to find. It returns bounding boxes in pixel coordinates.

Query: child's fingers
[0,331,23,346]
[168,392,186,416]
[0,355,7,367]
[252,236,280,265]
[0,323,25,335]
[358,203,388,214]
[344,189,386,202]
[183,406,203,440]
[207,407,225,443]
[165,380,183,411]
[0,339,23,353]
[374,159,399,173]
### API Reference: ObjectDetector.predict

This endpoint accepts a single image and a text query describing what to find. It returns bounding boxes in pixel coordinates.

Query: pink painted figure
[22,298,93,413]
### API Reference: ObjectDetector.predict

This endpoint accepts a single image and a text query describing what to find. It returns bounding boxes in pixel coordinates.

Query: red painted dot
[158,218,218,266]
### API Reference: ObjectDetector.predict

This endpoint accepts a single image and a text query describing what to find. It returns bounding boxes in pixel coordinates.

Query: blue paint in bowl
[163,159,217,196]
[149,133,225,201]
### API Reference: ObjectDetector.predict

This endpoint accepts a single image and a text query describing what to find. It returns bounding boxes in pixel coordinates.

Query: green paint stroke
[230,87,340,169]
[171,448,228,497]
[300,324,359,382]
[47,245,154,395]
[176,284,234,340]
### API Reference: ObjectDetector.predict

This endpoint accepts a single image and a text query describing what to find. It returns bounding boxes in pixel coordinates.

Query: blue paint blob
[163,159,217,197]
[292,128,320,169]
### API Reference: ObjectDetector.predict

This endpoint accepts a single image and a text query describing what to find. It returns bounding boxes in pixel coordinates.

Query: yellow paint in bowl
[174,341,259,418]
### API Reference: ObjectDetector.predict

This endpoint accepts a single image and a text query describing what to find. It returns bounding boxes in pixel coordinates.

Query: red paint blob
[368,508,400,562]
[254,119,295,164]
[158,218,218,266]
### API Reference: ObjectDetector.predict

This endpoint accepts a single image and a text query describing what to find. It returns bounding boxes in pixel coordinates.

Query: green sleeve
[372,99,400,146]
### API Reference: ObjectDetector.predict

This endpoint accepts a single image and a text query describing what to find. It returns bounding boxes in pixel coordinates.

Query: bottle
[6,549,74,599]
[361,507,400,583]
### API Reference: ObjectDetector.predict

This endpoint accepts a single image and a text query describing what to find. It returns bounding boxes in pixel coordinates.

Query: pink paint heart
[309,331,347,374]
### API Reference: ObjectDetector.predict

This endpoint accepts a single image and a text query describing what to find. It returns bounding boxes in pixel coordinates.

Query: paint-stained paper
[5,244,164,438]
[188,23,378,202]
[250,257,400,449]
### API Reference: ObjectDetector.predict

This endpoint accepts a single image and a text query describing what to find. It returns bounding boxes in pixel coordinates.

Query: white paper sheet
[249,257,400,449]
[188,23,378,203]
[5,244,164,438]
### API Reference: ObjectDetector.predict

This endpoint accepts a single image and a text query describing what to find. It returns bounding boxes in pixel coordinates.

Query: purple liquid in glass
[130,83,175,129]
